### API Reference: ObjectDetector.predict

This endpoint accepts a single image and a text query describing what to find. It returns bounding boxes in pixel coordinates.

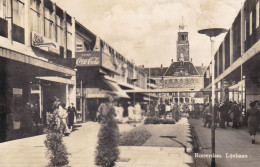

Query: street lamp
[198,28,227,167]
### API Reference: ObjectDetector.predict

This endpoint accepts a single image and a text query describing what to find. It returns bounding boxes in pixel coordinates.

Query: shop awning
[0,47,76,76]
[103,79,130,99]
[36,76,75,85]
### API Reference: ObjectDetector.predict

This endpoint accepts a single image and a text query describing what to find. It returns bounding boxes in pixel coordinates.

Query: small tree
[44,109,69,167]
[95,104,120,167]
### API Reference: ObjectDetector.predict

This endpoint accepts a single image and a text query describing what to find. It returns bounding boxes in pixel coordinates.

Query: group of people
[148,101,204,122]
[52,102,77,136]
[201,99,260,144]
[127,102,143,122]
[21,102,40,131]
[202,100,244,129]
[96,100,144,123]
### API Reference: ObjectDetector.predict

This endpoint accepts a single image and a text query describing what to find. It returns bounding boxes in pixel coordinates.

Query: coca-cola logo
[76,57,100,66]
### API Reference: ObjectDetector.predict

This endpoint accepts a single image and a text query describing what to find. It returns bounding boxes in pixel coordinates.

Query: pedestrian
[194,103,200,119]
[67,103,77,131]
[230,101,241,129]
[172,103,179,121]
[219,101,228,129]
[135,102,142,121]
[127,102,135,121]
[22,102,33,132]
[52,101,62,131]
[226,101,232,127]
[155,102,159,117]
[160,102,166,118]
[59,103,70,136]
[166,103,171,118]
[117,103,124,122]
[33,103,40,128]
[203,103,212,128]
[247,101,260,144]
[199,103,204,118]
[188,103,194,119]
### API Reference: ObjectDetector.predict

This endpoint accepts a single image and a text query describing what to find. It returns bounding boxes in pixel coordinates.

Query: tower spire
[179,16,186,31]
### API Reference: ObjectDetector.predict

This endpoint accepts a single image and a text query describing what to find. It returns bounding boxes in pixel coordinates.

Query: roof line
[193,63,200,75]
[163,63,172,77]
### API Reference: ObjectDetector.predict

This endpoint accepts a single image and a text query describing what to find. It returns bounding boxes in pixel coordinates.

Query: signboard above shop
[31,31,60,55]
[76,51,121,75]
[76,51,101,66]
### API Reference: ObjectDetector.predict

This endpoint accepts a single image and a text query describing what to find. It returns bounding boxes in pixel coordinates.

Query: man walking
[67,103,77,131]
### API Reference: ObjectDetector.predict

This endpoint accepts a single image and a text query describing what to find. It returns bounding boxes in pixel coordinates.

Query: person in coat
[203,103,212,128]
[247,101,260,144]
[67,103,77,131]
[230,101,241,129]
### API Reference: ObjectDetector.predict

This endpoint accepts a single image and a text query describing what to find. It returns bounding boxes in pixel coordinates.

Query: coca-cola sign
[76,52,101,66]
[76,57,100,66]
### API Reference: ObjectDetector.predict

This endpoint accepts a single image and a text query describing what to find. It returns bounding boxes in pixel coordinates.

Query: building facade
[75,36,150,120]
[0,0,78,138]
[204,0,260,110]
[0,0,161,142]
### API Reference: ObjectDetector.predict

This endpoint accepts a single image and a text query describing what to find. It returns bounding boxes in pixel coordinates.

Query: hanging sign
[31,31,60,54]
[76,52,101,66]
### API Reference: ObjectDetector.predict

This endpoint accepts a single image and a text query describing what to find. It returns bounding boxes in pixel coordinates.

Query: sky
[52,0,244,67]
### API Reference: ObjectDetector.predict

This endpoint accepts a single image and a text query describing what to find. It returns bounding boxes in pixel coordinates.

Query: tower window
[182,35,185,40]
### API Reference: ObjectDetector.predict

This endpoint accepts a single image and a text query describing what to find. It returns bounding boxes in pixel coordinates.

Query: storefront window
[30,0,40,33]
[76,35,83,51]
[249,12,252,35]
[257,1,259,28]
[67,22,72,50]
[56,15,63,44]
[44,6,54,40]
[0,0,6,19]
[13,0,24,27]
[12,88,23,130]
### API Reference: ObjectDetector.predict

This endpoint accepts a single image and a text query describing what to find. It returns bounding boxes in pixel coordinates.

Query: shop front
[0,47,76,135]
[75,51,129,122]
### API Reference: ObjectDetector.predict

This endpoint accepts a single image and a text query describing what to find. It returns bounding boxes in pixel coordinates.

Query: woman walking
[247,101,260,144]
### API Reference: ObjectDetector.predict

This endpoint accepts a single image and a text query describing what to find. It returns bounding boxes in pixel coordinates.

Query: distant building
[144,20,206,104]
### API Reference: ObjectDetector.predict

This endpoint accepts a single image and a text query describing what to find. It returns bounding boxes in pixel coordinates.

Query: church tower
[177,18,189,62]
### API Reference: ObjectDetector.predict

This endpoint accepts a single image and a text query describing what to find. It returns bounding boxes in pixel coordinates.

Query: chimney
[191,58,192,62]
[161,64,163,69]
[202,63,204,66]
[171,59,173,63]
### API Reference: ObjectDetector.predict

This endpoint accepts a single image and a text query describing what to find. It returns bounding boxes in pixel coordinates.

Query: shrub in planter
[144,117,161,124]
[95,104,120,167]
[144,117,176,124]
[161,119,176,124]
[119,128,151,146]
[44,113,69,167]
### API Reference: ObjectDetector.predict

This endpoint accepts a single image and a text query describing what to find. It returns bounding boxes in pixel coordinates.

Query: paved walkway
[0,118,194,167]
[190,118,260,167]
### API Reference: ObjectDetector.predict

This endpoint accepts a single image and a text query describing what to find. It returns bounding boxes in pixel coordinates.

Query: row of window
[210,0,260,83]
[0,0,73,50]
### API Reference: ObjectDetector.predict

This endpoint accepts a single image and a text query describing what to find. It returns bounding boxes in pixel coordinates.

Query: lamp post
[198,28,227,167]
